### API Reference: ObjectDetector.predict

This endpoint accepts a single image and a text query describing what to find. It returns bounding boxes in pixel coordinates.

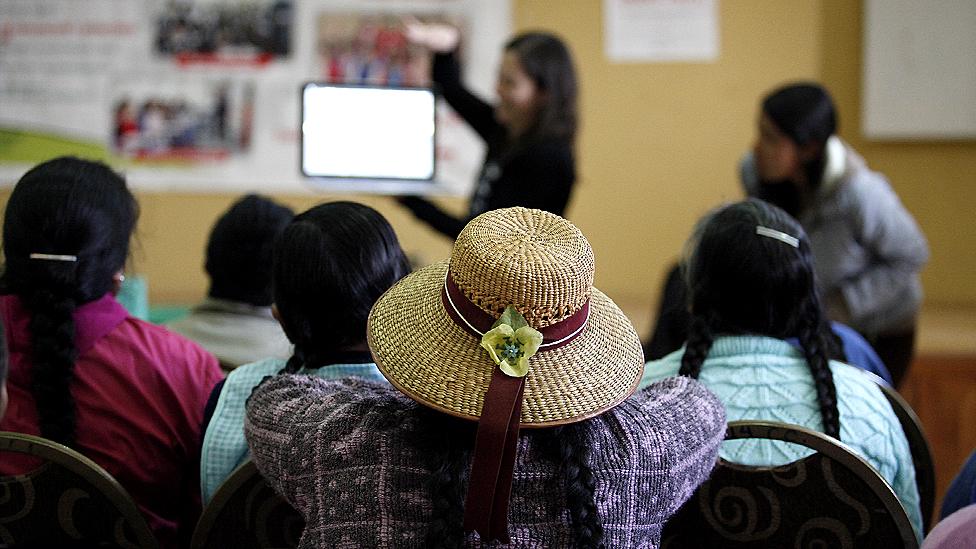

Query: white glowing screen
[301,84,436,180]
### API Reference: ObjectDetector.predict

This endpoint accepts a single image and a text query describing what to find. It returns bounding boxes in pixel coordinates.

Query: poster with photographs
[154,0,293,66]
[0,0,509,193]
[111,79,255,162]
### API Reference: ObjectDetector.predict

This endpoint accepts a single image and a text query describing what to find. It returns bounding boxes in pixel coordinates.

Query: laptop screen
[301,83,436,181]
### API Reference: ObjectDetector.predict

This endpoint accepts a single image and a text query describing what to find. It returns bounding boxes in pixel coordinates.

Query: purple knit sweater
[244,375,725,548]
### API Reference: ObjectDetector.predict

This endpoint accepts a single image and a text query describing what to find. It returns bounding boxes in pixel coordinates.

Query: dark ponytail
[419,411,472,549]
[678,314,716,380]
[418,415,604,547]
[681,199,842,440]
[1,157,137,446]
[796,292,841,438]
[541,422,604,548]
[26,290,78,444]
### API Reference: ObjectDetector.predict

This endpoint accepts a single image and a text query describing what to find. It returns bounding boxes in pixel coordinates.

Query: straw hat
[367,207,644,426]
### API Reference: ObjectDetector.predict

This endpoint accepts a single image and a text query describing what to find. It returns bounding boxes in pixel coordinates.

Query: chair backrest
[0,431,158,549]
[661,420,919,549]
[190,460,303,549]
[874,377,936,533]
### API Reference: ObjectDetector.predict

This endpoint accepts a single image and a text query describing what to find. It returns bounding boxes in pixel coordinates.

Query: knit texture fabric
[200,357,386,503]
[640,335,922,539]
[244,375,725,548]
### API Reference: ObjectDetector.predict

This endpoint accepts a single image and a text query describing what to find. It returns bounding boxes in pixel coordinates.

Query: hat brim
[367,261,644,427]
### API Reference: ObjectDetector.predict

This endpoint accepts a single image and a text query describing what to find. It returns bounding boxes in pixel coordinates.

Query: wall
[820,0,976,308]
[2,0,974,319]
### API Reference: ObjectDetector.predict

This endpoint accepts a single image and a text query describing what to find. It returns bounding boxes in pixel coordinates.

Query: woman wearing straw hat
[245,207,725,547]
[641,198,922,540]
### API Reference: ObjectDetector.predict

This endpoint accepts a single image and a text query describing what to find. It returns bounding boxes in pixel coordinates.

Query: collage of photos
[316,14,463,87]
[155,0,293,64]
[113,80,255,162]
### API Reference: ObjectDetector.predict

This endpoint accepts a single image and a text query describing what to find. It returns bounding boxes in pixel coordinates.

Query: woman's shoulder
[247,374,413,427]
[829,360,892,409]
[105,316,222,381]
[608,376,726,451]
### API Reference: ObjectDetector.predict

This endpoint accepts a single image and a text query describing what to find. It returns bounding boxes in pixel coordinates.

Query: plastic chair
[661,420,919,549]
[190,460,302,549]
[0,431,158,548]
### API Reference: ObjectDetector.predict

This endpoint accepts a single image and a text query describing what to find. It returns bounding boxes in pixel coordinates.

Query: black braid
[553,422,604,548]
[281,353,304,374]
[678,314,716,379]
[797,294,841,439]
[26,288,79,446]
[421,411,471,548]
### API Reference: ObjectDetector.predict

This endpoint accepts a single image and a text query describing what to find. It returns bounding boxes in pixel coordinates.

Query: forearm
[399,195,467,239]
[431,52,498,141]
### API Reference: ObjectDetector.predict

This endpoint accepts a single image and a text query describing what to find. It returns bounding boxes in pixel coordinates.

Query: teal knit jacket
[640,335,922,539]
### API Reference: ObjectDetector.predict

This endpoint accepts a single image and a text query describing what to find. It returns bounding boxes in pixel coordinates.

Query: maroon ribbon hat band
[440,270,589,542]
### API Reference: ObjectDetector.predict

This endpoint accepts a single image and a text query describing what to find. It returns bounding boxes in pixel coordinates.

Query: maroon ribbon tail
[462,368,526,543]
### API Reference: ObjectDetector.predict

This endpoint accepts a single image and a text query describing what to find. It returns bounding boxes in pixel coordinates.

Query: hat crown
[449,207,594,327]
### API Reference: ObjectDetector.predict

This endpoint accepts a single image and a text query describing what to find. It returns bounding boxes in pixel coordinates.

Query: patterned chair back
[661,420,918,549]
[190,460,303,549]
[0,431,158,548]
[874,377,936,533]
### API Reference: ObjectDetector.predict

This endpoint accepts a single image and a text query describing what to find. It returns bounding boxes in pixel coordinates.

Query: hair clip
[29,253,78,262]
[755,226,799,248]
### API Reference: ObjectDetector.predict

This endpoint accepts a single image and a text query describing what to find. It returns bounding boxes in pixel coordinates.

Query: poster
[0,0,509,194]
[604,0,719,63]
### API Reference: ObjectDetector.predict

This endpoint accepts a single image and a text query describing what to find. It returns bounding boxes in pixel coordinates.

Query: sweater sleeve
[431,51,500,142]
[398,195,467,240]
[624,376,726,517]
[838,176,929,330]
[243,375,364,507]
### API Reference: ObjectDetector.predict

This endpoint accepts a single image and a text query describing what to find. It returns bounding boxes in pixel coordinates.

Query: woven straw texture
[367,207,644,426]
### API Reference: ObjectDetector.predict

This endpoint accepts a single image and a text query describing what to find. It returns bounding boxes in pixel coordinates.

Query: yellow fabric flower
[480,307,543,377]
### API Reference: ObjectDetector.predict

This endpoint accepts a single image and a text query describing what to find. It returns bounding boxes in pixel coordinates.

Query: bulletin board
[0,0,510,194]
[862,0,976,140]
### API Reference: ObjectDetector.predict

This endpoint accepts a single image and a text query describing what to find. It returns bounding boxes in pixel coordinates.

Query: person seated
[940,449,976,520]
[740,82,928,387]
[640,198,922,539]
[0,157,224,548]
[245,207,726,547]
[645,261,893,384]
[199,201,410,503]
[168,194,294,371]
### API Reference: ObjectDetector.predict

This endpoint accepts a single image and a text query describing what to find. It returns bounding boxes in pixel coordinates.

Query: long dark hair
[275,201,410,373]
[762,82,837,190]
[677,199,841,439]
[420,411,604,548]
[504,31,578,147]
[1,156,138,446]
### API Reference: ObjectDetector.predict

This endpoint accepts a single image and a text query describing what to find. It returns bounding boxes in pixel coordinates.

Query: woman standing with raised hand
[398,21,578,239]
[0,157,224,548]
